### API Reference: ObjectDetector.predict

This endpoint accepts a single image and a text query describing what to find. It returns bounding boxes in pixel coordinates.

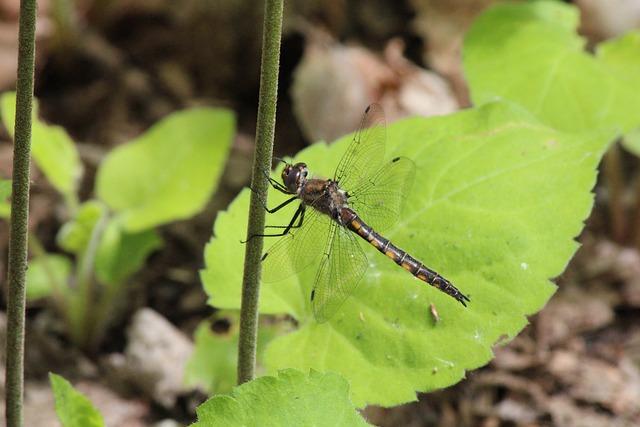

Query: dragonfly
[251,104,469,322]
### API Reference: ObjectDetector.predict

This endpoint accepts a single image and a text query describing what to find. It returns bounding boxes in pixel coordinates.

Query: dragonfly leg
[242,205,305,243]
[256,166,292,194]
[267,177,291,194]
[250,193,298,214]
[265,206,305,229]
[249,181,290,203]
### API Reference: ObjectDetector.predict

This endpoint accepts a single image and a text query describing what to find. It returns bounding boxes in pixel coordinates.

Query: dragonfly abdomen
[341,208,469,306]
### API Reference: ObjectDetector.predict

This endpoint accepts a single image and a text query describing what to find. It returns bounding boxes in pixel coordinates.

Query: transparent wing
[333,103,386,191]
[261,207,331,283]
[311,222,369,323]
[348,156,416,232]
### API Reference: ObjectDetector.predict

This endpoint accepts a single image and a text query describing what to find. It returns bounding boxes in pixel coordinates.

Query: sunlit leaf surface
[192,369,370,427]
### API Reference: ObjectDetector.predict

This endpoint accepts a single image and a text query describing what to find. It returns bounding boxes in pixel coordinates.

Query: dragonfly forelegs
[242,205,305,243]
[254,166,292,195]
[261,195,298,214]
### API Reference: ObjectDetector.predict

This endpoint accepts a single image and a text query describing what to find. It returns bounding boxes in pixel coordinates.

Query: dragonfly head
[281,162,308,193]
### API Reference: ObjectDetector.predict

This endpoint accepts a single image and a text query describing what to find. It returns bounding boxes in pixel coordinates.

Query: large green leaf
[192,369,370,427]
[95,108,234,232]
[202,102,608,406]
[49,373,105,427]
[464,2,640,135]
[0,92,82,204]
[26,254,72,301]
[0,179,10,218]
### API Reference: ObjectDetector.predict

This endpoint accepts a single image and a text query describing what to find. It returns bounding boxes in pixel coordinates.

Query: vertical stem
[237,0,283,385]
[5,0,37,425]
[603,143,626,243]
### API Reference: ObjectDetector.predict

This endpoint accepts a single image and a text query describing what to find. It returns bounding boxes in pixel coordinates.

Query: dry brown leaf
[549,351,640,417]
[410,0,498,106]
[291,30,458,144]
[548,396,626,427]
[536,286,615,348]
[0,0,53,90]
[576,0,640,43]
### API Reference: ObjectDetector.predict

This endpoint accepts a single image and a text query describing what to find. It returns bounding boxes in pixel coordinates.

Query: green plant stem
[70,211,109,349]
[63,191,80,217]
[237,0,284,385]
[5,0,37,425]
[90,276,126,350]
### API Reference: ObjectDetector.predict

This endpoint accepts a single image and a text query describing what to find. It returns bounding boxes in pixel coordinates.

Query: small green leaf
[96,108,234,232]
[192,369,370,427]
[95,220,163,285]
[1,92,82,203]
[0,179,10,218]
[185,312,280,394]
[464,2,640,135]
[49,373,105,427]
[56,200,161,285]
[202,102,609,406]
[26,254,72,300]
[57,200,107,254]
[186,321,239,395]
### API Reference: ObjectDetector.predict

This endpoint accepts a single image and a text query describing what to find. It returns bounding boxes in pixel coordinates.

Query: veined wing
[311,221,368,323]
[333,104,386,191]
[261,207,331,283]
[348,156,415,232]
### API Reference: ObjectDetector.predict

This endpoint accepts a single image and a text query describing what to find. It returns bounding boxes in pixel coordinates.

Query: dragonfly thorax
[300,179,350,223]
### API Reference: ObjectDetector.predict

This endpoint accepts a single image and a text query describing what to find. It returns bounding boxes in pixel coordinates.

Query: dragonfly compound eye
[282,166,301,192]
[281,166,291,182]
